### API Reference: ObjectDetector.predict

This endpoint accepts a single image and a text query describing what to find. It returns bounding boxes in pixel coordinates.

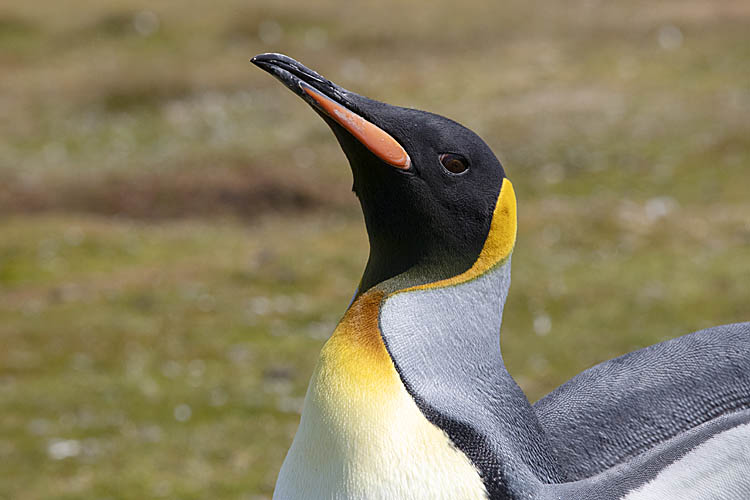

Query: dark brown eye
[439,153,469,174]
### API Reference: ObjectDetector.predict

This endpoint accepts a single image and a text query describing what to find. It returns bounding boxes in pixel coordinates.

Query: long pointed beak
[251,53,411,170]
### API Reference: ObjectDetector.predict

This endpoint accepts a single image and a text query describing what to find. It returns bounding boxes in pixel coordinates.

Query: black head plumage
[253,53,506,293]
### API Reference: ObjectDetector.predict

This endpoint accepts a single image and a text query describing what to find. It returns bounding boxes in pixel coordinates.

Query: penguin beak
[251,53,411,170]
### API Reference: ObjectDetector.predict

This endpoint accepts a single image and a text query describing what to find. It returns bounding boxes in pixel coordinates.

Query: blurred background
[1,0,749,498]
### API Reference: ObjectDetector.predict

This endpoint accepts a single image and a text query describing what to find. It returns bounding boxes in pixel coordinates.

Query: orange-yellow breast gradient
[317,290,396,395]
[280,290,488,498]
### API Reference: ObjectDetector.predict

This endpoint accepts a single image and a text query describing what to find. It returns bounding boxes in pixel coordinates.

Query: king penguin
[252,53,750,500]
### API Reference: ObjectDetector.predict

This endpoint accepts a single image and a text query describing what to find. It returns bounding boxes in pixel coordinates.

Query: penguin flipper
[533,321,750,481]
[546,408,750,500]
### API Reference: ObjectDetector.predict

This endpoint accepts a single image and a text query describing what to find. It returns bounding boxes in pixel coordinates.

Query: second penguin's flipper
[533,321,750,481]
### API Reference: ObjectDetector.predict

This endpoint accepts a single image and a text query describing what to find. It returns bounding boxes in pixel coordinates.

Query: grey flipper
[545,408,750,499]
[534,322,750,481]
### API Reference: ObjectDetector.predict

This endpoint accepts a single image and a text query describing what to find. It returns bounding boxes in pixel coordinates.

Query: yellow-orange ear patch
[402,178,517,292]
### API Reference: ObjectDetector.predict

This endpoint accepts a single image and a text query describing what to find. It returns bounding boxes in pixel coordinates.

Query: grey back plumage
[535,321,750,481]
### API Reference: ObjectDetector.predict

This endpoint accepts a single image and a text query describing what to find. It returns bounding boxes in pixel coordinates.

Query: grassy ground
[1,0,749,498]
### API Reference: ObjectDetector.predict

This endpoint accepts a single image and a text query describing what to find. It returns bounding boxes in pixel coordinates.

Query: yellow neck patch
[318,290,395,393]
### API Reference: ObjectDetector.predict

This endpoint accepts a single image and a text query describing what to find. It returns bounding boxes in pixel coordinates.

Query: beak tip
[254,54,411,170]
[251,53,274,67]
[249,53,268,68]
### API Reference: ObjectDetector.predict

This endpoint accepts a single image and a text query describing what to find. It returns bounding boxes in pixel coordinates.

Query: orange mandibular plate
[301,84,411,169]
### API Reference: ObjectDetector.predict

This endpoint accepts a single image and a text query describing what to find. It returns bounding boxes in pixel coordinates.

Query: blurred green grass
[1,0,749,498]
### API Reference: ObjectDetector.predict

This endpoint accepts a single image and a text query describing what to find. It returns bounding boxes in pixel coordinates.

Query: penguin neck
[352,172,487,295]
[378,257,562,497]
[360,250,474,296]
[358,211,482,295]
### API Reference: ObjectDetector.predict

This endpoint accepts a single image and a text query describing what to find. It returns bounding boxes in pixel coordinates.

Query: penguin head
[253,54,508,293]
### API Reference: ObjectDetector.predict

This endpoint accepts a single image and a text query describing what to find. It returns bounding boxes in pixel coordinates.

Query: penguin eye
[439,153,469,175]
